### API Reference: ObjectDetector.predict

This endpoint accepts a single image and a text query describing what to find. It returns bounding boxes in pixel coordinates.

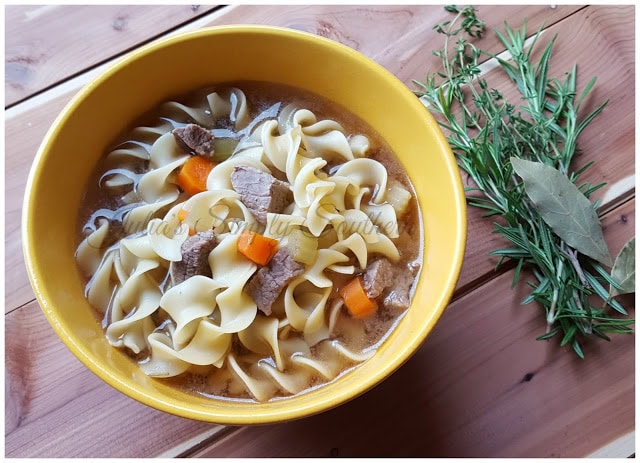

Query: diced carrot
[237,230,279,266]
[177,208,189,222]
[176,208,196,235]
[340,276,377,319]
[177,156,215,196]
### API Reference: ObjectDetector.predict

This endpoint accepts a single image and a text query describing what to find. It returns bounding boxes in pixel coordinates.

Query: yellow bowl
[23,25,466,424]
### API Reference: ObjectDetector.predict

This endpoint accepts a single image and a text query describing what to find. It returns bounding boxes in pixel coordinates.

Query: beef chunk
[172,124,215,157]
[362,258,394,299]
[171,230,217,285]
[230,165,292,224]
[384,262,420,311]
[245,248,305,315]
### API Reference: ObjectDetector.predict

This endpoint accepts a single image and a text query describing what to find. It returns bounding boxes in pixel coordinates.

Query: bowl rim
[22,24,467,424]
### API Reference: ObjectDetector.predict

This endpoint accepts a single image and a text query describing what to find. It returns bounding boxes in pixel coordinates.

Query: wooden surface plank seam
[5,4,238,117]
[5,5,226,110]
[157,426,237,458]
[5,296,37,316]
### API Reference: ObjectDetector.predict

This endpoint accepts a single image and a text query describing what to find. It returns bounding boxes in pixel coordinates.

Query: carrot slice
[237,230,279,266]
[177,156,215,196]
[340,276,378,319]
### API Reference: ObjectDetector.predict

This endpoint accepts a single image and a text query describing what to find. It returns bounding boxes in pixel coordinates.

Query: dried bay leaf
[610,237,635,296]
[510,158,612,266]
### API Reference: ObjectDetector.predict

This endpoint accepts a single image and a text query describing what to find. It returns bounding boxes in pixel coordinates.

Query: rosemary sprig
[414,6,634,357]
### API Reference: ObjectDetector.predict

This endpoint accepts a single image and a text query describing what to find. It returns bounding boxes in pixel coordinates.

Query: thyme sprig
[414,6,634,357]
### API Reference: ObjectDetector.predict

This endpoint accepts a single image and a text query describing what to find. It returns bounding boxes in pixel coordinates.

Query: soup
[75,82,423,402]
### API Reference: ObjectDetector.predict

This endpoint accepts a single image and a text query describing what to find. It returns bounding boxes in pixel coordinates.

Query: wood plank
[199,4,582,77]
[5,4,219,106]
[6,5,633,312]
[190,199,635,458]
[4,299,229,458]
[5,92,72,311]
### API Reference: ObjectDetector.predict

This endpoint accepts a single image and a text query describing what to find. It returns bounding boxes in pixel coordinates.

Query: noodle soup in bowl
[23,25,466,423]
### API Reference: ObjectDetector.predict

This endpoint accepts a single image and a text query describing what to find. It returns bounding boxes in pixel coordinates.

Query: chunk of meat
[171,230,217,285]
[230,165,292,224]
[245,248,305,315]
[384,262,420,311]
[172,124,215,157]
[362,258,393,299]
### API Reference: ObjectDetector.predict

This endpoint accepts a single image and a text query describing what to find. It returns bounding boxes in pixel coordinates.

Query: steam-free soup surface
[75,81,422,402]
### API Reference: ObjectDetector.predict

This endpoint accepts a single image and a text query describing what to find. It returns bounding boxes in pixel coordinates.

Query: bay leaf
[510,158,612,266]
[610,236,635,296]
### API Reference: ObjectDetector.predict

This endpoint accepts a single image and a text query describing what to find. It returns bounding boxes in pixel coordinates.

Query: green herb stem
[415,5,634,356]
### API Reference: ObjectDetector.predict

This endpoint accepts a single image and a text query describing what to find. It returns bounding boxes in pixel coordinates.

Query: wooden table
[5,5,635,458]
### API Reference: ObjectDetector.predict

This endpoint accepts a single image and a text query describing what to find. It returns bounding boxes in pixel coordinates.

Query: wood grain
[4,299,228,458]
[4,4,635,458]
[190,200,635,458]
[4,5,219,106]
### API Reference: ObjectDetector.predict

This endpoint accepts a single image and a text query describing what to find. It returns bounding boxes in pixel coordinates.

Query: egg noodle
[75,87,416,401]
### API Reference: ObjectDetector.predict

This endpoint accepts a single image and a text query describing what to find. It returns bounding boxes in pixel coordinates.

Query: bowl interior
[23,25,466,424]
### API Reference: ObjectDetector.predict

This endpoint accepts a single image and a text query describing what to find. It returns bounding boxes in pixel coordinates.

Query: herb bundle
[414,6,635,357]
